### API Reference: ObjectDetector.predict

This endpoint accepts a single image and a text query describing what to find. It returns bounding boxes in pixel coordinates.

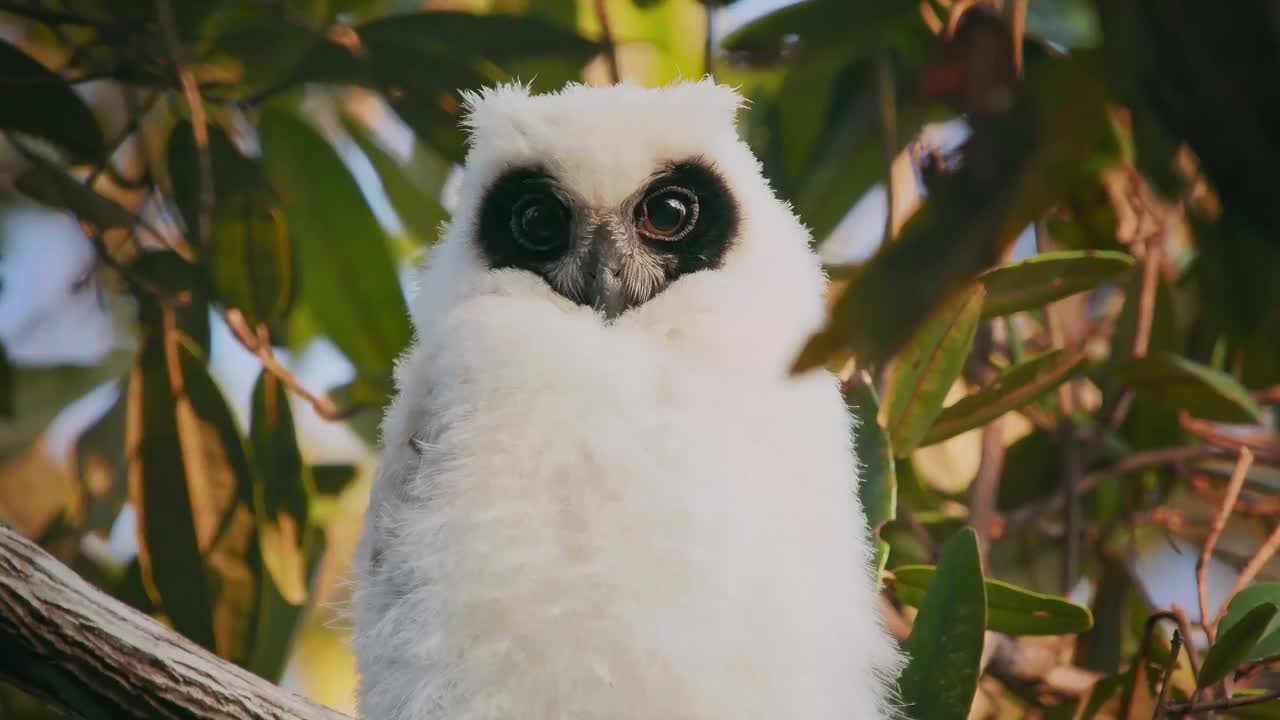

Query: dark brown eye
[638,186,699,241]
[510,192,569,251]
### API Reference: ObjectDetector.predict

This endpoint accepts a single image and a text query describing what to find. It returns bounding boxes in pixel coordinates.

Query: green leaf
[0,349,132,460]
[245,525,326,682]
[0,38,104,162]
[259,107,412,378]
[353,11,598,64]
[1199,602,1278,687]
[977,250,1134,318]
[1220,583,1280,663]
[282,11,597,161]
[15,155,135,229]
[128,329,253,654]
[881,284,985,457]
[847,376,896,533]
[208,192,294,327]
[892,564,1094,635]
[920,347,1087,447]
[722,0,920,62]
[899,528,986,720]
[313,464,358,496]
[1225,689,1280,719]
[249,370,311,607]
[1116,352,1263,424]
[343,115,447,247]
[166,120,268,240]
[794,51,1111,372]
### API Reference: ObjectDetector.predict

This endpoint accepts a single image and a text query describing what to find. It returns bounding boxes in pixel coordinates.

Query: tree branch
[0,524,352,720]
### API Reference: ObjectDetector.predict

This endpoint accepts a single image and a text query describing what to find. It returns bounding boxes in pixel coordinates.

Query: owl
[352,80,904,720]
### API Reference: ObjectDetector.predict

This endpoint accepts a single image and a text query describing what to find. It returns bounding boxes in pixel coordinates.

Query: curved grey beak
[584,222,627,320]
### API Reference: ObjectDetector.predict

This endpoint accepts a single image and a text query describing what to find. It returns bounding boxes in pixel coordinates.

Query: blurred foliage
[1,0,1279,717]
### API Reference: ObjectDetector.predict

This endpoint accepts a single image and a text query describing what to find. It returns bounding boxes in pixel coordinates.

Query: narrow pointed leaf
[208,192,294,327]
[892,565,1094,635]
[1117,352,1263,424]
[881,284,985,457]
[260,107,412,378]
[128,326,254,655]
[920,347,1087,447]
[0,39,104,162]
[978,250,1134,318]
[343,117,447,246]
[899,528,986,720]
[847,376,896,533]
[1220,583,1280,663]
[1199,603,1278,687]
[249,371,310,606]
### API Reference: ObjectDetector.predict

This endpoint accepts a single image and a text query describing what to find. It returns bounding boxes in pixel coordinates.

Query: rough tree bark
[0,524,353,720]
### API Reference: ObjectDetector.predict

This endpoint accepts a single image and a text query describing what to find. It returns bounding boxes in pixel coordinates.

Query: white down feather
[352,79,905,720]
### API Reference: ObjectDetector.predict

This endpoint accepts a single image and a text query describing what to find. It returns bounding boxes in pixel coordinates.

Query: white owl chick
[352,80,904,720]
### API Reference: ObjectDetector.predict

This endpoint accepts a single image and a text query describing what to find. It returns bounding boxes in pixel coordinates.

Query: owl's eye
[510,192,570,251]
[637,186,699,241]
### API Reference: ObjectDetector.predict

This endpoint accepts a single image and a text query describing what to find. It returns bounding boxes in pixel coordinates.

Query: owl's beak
[584,224,628,320]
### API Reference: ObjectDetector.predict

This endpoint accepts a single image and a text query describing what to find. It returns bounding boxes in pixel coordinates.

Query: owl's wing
[353,389,427,617]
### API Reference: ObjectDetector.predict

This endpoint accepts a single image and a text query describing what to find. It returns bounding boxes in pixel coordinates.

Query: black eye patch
[476,167,573,271]
[635,159,739,279]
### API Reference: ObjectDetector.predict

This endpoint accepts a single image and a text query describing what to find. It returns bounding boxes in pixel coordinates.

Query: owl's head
[417,80,822,333]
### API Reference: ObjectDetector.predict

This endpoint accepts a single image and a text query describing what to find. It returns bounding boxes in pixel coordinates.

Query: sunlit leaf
[249,371,310,606]
[1199,602,1278,687]
[1116,352,1263,425]
[880,284,985,457]
[892,565,1094,635]
[259,106,412,379]
[920,347,1086,447]
[0,38,104,162]
[977,250,1134,318]
[899,528,986,720]
[128,327,249,652]
[245,526,326,682]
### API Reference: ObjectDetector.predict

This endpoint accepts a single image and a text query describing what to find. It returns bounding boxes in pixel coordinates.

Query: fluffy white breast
[353,80,904,720]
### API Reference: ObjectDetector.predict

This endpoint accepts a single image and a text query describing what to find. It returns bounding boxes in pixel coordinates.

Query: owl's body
[353,81,903,720]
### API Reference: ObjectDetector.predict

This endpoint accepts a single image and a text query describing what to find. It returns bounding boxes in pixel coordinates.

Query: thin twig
[1007,0,1027,76]
[970,416,1006,558]
[155,0,213,246]
[1198,447,1253,642]
[1153,629,1182,718]
[1123,611,1177,720]
[592,0,620,84]
[1003,445,1232,532]
[1162,688,1280,715]
[703,2,715,78]
[1168,603,1201,681]
[1225,516,1280,611]
[223,309,341,420]
[1179,412,1280,465]
[876,52,898,245]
